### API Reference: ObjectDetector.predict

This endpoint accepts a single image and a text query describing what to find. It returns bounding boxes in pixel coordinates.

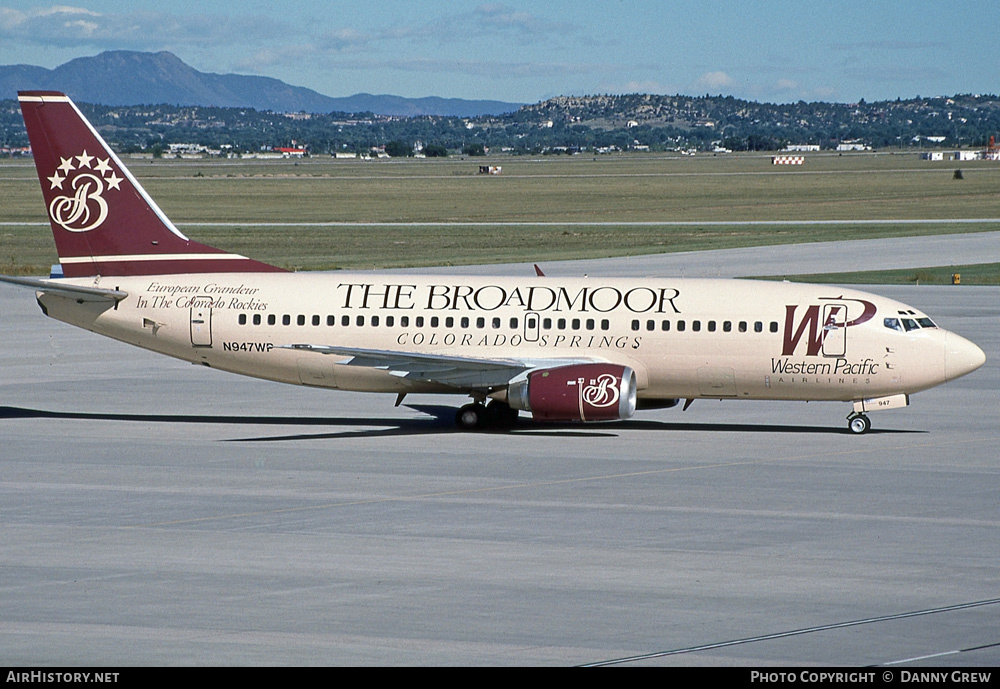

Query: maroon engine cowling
[507,364,637,422]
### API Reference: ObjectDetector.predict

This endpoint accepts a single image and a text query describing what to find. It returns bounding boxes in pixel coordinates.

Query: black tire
[848,414,871,435]
[455,403,485,430]
[486,400,519,429]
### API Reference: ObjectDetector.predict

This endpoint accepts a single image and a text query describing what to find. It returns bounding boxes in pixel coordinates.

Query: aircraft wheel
[486,400,519,429]
[848,414,871,435]
[456,403,486,430]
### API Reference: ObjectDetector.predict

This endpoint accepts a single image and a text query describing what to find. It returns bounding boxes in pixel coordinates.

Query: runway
[1,240,998,666]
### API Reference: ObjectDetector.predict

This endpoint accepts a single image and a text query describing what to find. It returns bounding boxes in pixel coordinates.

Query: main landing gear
[455,400,519,431]
[847,412,871,435]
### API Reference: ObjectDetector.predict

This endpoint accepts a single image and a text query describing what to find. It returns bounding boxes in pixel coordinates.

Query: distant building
[836,141,871,151]
[921,151,944,161]
[784,144,819,152]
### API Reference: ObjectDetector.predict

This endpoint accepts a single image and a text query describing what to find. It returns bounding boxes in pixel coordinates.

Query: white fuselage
[36,272,979,404]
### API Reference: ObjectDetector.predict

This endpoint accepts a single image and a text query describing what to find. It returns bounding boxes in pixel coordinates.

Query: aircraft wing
[281,344,599,389]
[0,275,128,303]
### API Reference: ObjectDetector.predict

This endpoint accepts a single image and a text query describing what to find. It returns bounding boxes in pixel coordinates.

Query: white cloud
[0,5,283,49]
[696,71,734,90]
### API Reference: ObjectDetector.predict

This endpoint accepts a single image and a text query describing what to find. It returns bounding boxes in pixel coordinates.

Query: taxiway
[1,239,997,666]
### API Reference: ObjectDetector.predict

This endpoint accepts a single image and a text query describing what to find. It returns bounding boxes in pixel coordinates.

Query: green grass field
[2,152,999,276]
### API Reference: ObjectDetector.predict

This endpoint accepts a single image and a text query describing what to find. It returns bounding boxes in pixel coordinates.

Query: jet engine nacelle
[507,364,637,422]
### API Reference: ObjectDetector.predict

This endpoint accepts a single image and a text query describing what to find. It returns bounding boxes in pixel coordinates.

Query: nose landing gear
[847,412,871,435]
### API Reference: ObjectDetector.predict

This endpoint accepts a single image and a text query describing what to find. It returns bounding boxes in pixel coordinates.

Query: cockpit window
[887,315,938,332]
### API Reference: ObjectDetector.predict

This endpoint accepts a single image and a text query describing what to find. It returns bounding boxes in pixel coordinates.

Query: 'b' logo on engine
[582,374,620,408]
[46,150,122,233]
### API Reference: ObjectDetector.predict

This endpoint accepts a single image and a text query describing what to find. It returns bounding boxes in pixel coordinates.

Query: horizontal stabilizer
[0,274,127,302]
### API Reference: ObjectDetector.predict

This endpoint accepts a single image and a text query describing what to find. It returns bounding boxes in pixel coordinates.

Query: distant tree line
[3,93,1000,156]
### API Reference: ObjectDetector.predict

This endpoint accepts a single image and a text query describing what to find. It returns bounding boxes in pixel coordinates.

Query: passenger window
[297,315,305,326]
[770,322,778,333]
[253,314,261,326]
[430,316,439,327]
[342,315,350,326]
[754,321,763,333]
[268,315,276,326]
[661,320,670,331]
[692,320,701,332]
[238,314,247,325]
[283,315,291,326]
[371,316,379,327]
[723,321,732,332]
[601,319,610,331]
[401,316,409,327]
[738,321,747,333]
[510,318,519,329]
[312,315,320,326]
[477,317,485,328]
[416,316,424,327]
[677,320,686,332]
[586,319,595,330]
[631,320,640,331]
[708,321,716,332]
[646,320,655,331]
[326,315,335,326]
[461,317,470,328]
[445,317,454,328]
[386,316,394,327]
[557,318,566,330]
[356,315,365,326]
[493,317,501,329]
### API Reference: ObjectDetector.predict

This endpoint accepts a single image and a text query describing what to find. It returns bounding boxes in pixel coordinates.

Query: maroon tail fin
[18,91,285,277]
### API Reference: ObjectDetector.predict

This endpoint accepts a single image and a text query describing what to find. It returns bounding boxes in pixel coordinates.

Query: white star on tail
[75,150,94,168]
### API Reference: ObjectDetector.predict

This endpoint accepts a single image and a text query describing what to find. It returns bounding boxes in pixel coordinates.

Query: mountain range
[0,51,523,117]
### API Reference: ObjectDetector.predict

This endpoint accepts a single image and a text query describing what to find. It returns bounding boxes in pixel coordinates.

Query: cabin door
[821,303,847,357]
[189,297,214,347]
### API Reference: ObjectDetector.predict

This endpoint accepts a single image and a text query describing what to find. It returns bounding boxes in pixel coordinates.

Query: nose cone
[945,332,987,381]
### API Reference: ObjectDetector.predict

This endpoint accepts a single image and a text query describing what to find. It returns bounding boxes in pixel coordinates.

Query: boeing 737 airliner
[0,92,986,433]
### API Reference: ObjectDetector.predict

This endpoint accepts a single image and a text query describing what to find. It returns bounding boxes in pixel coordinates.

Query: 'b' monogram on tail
[46,150,122,233]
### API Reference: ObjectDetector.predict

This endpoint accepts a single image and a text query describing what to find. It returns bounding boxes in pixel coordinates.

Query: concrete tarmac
[1,239,998,666]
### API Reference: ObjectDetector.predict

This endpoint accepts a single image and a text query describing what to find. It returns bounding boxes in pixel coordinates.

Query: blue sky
[1,1,996,104]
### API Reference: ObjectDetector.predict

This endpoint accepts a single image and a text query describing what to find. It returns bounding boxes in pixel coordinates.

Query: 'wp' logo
[46,150,123,233]
[782,298,877,356]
